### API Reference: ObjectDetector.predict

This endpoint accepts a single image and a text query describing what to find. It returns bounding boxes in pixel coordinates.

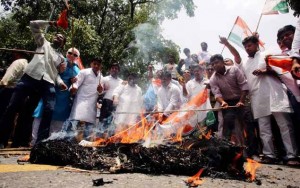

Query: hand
[219,36,229,45]
[59,82,68,91]
[49,21,57,27]
[70,77,77,84]
[70,86,78,95]
[58,62,66,73]
[252,69,266,76]
[122,81,128,85]
[113,98,119,106]
[291,59,300,79]
[97,84,103,93]
[252,32,259,39]
[221,101,229,108]
[235,101,245,107]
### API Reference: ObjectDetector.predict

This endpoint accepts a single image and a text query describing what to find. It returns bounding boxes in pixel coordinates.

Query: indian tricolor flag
[228,16,265,49]
[262,0,289,15]
[160,88,216,136]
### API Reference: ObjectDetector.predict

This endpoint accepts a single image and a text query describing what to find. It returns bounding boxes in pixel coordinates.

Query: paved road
[0,155,299,188]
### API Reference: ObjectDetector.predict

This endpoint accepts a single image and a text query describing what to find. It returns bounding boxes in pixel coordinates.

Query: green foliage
[0,0,195,81]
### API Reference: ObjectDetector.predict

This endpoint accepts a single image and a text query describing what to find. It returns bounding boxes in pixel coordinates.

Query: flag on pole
[228,16,252,48]
[262,0,289,15]
[57,9,68,29]
[228,16,265,49]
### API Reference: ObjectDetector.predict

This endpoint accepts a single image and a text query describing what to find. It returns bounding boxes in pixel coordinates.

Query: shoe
[260,156,278,164]
[286,158,300,167]
[250,155,262,163]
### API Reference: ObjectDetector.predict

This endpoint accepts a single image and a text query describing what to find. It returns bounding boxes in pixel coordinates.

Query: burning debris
[29,136,256,181]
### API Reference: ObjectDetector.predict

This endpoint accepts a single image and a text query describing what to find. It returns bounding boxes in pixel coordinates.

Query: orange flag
[57,9,68,29]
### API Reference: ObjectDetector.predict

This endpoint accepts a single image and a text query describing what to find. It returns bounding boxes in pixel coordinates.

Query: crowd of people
[0,18,300,167]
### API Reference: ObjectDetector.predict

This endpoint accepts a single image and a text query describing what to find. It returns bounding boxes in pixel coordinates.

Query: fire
[185,168,204,186]
[17,154,30,162]
[203,130,212,140]
[245,158,261,181]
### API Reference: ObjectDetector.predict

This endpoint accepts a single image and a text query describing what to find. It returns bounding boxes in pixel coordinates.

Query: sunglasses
[68,52,78,57]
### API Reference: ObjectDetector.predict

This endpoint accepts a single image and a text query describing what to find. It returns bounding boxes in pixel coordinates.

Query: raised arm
[219,36,241,64]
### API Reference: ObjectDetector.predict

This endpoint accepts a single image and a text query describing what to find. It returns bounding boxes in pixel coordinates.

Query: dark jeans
[0,87,14,118]
[99,99,114,128]
[0,74,56,146]
[222,100,259,156]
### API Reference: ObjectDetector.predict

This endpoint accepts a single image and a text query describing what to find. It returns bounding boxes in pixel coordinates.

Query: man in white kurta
[157,71,182,119]
[113,73,143,132]
[238,36,297,163]
[99,63,123,127]
[67,59,103,140]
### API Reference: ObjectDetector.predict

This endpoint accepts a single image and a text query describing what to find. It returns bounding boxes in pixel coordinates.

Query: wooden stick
[116,106,239,115]
[0,48,44,54]
[221,16,238,54]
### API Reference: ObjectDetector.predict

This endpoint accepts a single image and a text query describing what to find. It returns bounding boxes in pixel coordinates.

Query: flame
[203,130,212,140]
[245,158,261,181]
[185,168,204,186]
[17,154,30,162]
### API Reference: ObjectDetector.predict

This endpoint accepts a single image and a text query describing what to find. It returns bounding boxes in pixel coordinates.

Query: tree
[0,0,195,77]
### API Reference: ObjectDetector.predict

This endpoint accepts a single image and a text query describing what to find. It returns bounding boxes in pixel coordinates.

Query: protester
[65,58,103,141]
[210,54,259,159]
[183,48,195,70]
[113,72,143,132]
[144,65,162,112]
[0,52,28,117]
[198,42,211,64]
[0,20,66,148]
[99,62,123,130]
[236,36,298,166]
[156,71,181,123]
[164,55,179,80]
[31,48,81,145]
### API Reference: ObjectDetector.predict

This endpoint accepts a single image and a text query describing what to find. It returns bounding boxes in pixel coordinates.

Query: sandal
[286,158,300,167]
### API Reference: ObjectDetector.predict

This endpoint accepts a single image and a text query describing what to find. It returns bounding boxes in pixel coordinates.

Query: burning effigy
[29,89,260,184]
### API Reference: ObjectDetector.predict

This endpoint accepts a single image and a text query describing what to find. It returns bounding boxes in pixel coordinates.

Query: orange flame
[185,168,204,186]
[203,130,212,140]
[245,158,261,181]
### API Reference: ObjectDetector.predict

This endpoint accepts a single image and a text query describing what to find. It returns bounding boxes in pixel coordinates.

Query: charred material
[30,137,248,179]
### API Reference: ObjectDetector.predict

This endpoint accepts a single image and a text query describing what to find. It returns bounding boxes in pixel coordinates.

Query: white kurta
[69,68,102,124]
[238,51,292,119]
[113,84,143,128]
[157,82,182,115]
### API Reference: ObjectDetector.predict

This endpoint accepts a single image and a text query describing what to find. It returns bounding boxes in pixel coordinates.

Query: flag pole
[255,0,267,33]
[254,13,263,32]
[221,16,238,54]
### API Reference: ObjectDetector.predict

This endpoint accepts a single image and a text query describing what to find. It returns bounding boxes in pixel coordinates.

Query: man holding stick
[0,20,66,148]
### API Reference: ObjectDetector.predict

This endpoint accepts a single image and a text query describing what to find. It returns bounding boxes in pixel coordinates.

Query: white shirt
[24,20,64,85]
[69,68,102,124]
[198,51,211,63]
[238,51,292,119]
[0,59,28,87]
[157,82,182,115]
[185,78,208,100]
[102,75,123,100]
[113,84,143,128]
